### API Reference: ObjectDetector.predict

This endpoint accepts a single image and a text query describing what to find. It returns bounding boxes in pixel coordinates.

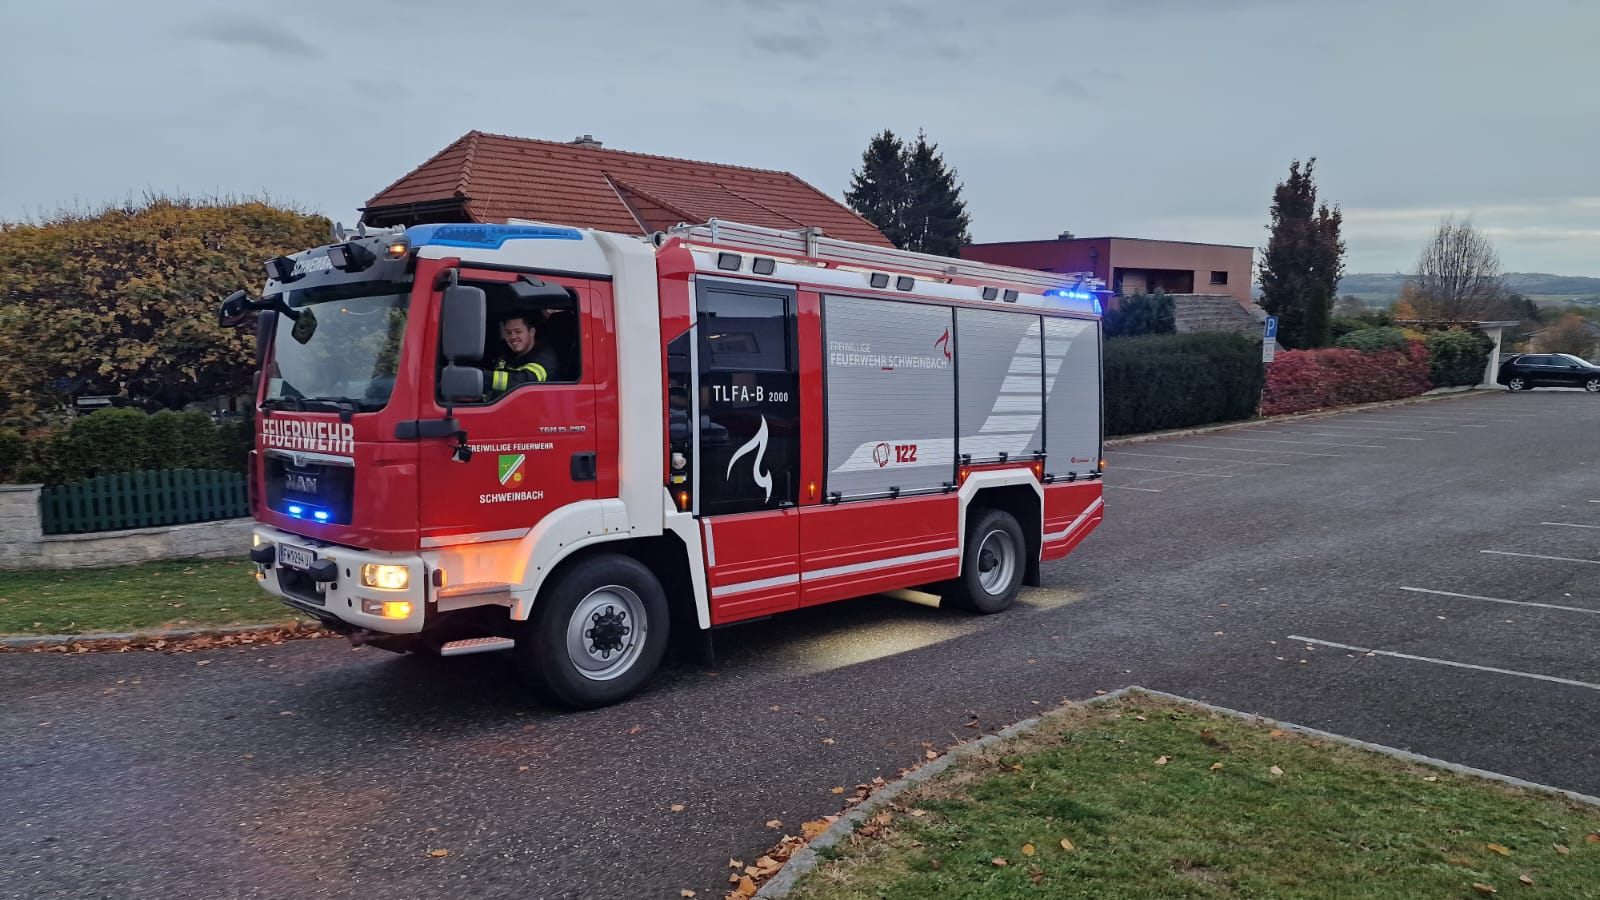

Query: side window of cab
[440,275,584,405]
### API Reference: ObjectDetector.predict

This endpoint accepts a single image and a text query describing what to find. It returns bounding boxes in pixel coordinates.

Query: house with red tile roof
[361,131,892,247]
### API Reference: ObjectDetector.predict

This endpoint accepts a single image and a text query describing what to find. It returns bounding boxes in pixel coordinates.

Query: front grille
[264,455,355,524]
[276,566,327,605]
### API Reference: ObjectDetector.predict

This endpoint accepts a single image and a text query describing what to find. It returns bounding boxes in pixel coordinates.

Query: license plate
[279,543,315,570]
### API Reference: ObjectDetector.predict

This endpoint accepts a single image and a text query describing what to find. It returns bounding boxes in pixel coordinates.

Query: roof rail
[666,219,1103,293]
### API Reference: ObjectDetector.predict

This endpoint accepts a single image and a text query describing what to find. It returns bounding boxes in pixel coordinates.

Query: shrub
[0,428,23,481]
[1104,332,1265,436]
[1262,340,1434,415]
[1104,292,1176,339]
[1425,328,1495,386]
[4,407,248,485]
[1335,327,1409,352]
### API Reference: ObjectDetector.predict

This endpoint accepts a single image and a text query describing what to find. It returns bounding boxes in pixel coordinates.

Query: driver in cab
[485,313,558,398]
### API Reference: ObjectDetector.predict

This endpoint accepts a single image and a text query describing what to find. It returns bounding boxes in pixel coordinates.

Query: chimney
[570,134,603,148]
[1058,230,1075,240]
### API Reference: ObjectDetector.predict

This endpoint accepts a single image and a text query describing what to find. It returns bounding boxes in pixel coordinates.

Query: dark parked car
[1497,353,1600,392]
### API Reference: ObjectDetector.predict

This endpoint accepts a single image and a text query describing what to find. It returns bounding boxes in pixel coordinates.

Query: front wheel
[516,554,669,709]
[1585,377,1600,393]
[1506,377,1528,392]
[942,508,1026,614]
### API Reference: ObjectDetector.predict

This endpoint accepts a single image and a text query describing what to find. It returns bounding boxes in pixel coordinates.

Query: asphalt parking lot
[2,389,1596,899]
[1098,389,1600,795]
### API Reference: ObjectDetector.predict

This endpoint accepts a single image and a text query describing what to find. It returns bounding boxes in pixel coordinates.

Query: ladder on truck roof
[664,219,1104,294]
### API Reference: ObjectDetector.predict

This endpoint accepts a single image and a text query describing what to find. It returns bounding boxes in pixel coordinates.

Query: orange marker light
[809,482,817,499]
[381,601,412,620]
[677,491,690,511]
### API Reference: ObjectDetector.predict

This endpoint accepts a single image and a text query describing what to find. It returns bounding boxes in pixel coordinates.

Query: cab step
[439,636,516,656]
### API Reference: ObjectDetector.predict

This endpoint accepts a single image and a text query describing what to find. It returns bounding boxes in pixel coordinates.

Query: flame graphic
[727,415,773,501]
[934,327,951,361]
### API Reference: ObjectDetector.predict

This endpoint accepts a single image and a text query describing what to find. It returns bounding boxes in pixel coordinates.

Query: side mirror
[440,364,483,402]
[220,290,252,326]
[441,284,486,362]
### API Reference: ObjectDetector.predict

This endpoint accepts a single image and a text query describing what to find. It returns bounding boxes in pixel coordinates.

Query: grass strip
[784,694,1600,900]
[0,557,302,636]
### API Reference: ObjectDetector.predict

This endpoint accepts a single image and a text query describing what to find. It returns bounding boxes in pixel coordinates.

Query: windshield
[264,279,412,412]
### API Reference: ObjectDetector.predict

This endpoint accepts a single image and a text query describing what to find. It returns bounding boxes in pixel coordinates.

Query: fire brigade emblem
[872,442,891,468]
[934,327,951,362]
[497,454,526,485]
[726,416,773,501]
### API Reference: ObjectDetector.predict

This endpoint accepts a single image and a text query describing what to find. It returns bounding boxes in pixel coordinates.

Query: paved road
[4,390,1597,899]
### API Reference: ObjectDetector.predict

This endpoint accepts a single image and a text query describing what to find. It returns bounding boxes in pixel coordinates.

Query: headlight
[361,564,410,590]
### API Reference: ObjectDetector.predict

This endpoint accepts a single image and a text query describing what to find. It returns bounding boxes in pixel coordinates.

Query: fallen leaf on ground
[830,787,844,795]
[1472,884,1496,895]
[1269,766,1284,777]
[1519,875,1534,886]
[1486,843,1511,856]
[925,750,938,760]
[241,754,254,759]
[671,804,685,812]
[1423,776,1439,782]
[1270,728,1286,737]
[629,725,642,734]
[930,859,940,870]
[1133,715,1147,721]
[766,820,782,829]
[727,859,743,869]
[518,766,529,772]
[801,819,831,839]
[733,875,757,897]
[1022,843,1035,857]
[908,809,928,817]
[679,890,695,898]
[1154,756,1170,766]
[991,857,1008,867]
[1555,844,1570,856]
[1588,834,1600,844]
[821,738,835,745]
[1060,839,1075,851]
[195,660,211,666]
[1210,763,1225,771]
[428,849,449,858]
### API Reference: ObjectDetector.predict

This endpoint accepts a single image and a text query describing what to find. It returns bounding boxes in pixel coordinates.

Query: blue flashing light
[313,511,330,522]
[405,223,582,250]
[287,504,304,516]
[1045,288,1097,302]
[283,503,334,523]
[1092,295,1103,315]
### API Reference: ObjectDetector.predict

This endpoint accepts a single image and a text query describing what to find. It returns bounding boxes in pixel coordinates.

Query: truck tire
[516,553,669,709]
[942,508,1026,614]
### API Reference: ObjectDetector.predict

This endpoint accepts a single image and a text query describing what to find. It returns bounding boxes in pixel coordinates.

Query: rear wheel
[516,554,669,709]
[1506,377,1528,392]
[1585,377,1600,393]
[942,508,1026,614]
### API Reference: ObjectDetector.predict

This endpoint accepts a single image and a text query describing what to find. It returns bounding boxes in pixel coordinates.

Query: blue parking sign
[1264,316,1278,340]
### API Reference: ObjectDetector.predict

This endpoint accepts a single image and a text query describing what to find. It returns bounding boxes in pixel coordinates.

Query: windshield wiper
[261,396,304,413]
[299,397,361,423]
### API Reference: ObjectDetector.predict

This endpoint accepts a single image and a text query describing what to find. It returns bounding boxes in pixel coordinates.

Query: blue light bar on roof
[1043,288,1105,316]
[405,223,583,249]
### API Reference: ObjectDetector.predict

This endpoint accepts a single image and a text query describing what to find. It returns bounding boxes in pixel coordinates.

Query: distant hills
[1337,272,1600,301]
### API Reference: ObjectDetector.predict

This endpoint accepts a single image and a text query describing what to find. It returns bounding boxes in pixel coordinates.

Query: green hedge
[1426,328,1495,386]
[1335,327,1410,352]
[10,408,251,485]
[1104,292,1176,339]
[1104,332,1265,436]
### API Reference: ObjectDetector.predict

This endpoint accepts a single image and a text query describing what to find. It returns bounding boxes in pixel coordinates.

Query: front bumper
[250,525,428,634]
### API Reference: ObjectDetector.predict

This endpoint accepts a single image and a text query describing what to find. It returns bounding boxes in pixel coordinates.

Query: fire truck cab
[222,219,1106,708]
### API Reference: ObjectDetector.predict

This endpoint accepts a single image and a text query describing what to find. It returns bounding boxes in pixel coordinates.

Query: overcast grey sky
[2,0,1596,275]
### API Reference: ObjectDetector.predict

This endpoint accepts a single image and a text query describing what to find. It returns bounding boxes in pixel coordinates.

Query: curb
[0,621,318,650]
[754,684,1598,898]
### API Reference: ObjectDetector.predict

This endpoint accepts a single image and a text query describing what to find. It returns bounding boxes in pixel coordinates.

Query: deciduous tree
[1405,216,1508,320]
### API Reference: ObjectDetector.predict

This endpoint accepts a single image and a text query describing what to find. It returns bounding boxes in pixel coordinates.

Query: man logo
[872,442,891,468]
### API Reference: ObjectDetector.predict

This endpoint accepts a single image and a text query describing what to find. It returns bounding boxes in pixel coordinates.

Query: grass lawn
[0,557,304,636]
[785,694,1600,900]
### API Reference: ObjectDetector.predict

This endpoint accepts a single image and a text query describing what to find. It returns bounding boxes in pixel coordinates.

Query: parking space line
[1352,417,1489,428]
[1286,635,1600,692]
[1543,522,1600,530]
[1210,435,1385,449]
[1111,451,1292,466]
[1285,422,1456,434]
[1399,586,1600,616]
[1480,550,1600,565]
[1269,427,1426,440]
[1165,442,1342,458]
[1104,484,1163,493]
[1112,466,1235,478]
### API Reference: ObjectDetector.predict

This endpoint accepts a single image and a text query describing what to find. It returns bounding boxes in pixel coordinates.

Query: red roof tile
[364,131,891,247]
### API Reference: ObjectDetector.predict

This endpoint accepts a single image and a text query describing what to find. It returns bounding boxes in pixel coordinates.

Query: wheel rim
[1509,378,1525,390]
[565,585,647,682]
[1586,378,1600,392]
[975,529,1018,596]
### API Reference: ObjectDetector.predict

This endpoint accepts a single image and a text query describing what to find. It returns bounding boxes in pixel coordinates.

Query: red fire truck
[220,218,1107,708]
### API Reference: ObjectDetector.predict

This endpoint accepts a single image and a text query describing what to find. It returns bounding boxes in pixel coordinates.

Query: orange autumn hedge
[1261,340,1434,415]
